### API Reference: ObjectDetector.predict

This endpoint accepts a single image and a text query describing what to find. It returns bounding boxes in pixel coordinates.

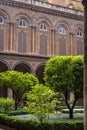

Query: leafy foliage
[0,71,39,110]
[0,98,14,114]
[24,84,57,122]
[44,56,83,119]
[71,56,83,98]
[44,56,73,92]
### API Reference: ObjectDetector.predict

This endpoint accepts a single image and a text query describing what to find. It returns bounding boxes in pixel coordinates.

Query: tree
[0,71,39,110]
[44,56,83,119]
[70,56,83,117]
[24,84,57,123]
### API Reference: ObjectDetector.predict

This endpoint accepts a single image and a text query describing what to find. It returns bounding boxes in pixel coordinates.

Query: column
[7,88,13,98]
[31,25,36,54]
[51,29,55,56]
[82,1,87,130]
[69,32,74,55]
[9,22,14,52]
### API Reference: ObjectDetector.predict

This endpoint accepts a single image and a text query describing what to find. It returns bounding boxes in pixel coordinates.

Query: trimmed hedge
[62,109,84,113]
[8,109,29,116]
[56,106,83,111]
[0,114,84,130]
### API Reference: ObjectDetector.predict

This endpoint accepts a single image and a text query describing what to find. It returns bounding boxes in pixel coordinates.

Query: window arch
[0,16,4,24]
[59,27,66,34]
[19,19,26,28]
[39,23,47,31]
[76,30,83,37]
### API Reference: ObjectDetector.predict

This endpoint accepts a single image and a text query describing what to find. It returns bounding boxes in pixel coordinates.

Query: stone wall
[0,0,84,104]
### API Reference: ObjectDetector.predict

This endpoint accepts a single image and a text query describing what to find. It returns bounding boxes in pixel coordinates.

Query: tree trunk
[69,108,73,119]
[15,101,18,110]
[14,97,20,110]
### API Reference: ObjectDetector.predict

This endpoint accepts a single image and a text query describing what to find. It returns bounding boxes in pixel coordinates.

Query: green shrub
[75,106,83,109]
[0,114,84,130]
[56,106,83,111]
[62,109,84,114]
[55,106,67,111]
[0,98,14,114]
[25,84,57,123]
[8,109,29,116]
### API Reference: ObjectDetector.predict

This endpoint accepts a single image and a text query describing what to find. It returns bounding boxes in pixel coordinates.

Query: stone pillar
[9,22,14,52]
[69,32,74,55]
[51,29,55,56]
[31,25,36,54]
[70,92,74,102]
[7,88,13,98]
[82,1,87,130]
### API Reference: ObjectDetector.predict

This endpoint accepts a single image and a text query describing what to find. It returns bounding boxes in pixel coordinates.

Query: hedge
[62,109,84,113]
[55,106,83,111]
[8,109,29,116]
[0,114,84,130]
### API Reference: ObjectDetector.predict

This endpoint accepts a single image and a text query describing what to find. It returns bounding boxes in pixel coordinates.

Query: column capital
[82,0,87,5]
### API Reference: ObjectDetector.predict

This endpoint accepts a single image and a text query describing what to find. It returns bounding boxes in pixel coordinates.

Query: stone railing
[13,0,83,16]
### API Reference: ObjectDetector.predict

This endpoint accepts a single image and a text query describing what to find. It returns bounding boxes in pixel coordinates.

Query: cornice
[0,0,84,21]
[0,52,51,59]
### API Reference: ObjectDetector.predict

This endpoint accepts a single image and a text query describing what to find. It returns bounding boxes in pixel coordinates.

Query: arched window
[59,27,66,34]
[39,23,47,31]
[0,16,4,24]
[19,19,26,28]
[76,30,83,37]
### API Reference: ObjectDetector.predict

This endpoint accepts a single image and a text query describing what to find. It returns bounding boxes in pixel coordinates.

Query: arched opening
[14,63,31,73]
[36,65,45,84]
[0,61,9,97]
[0,61,9,72]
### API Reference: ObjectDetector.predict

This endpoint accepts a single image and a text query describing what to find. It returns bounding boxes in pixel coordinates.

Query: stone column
[69,32,74,55]
[9,22,14,52]
[82,1,87,130]
[51,29,55,56]
[31,25,36,54]
[7,88,13,98]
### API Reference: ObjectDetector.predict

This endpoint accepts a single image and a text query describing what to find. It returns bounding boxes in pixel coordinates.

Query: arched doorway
[0,61,9,97]
[14,63,32,73]
[36,65,45,84]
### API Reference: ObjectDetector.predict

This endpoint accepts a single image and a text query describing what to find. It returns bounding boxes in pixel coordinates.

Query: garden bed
[0,113,84,130]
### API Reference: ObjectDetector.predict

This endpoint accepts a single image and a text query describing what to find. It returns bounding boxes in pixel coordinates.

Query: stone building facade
[0,0,84,99]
